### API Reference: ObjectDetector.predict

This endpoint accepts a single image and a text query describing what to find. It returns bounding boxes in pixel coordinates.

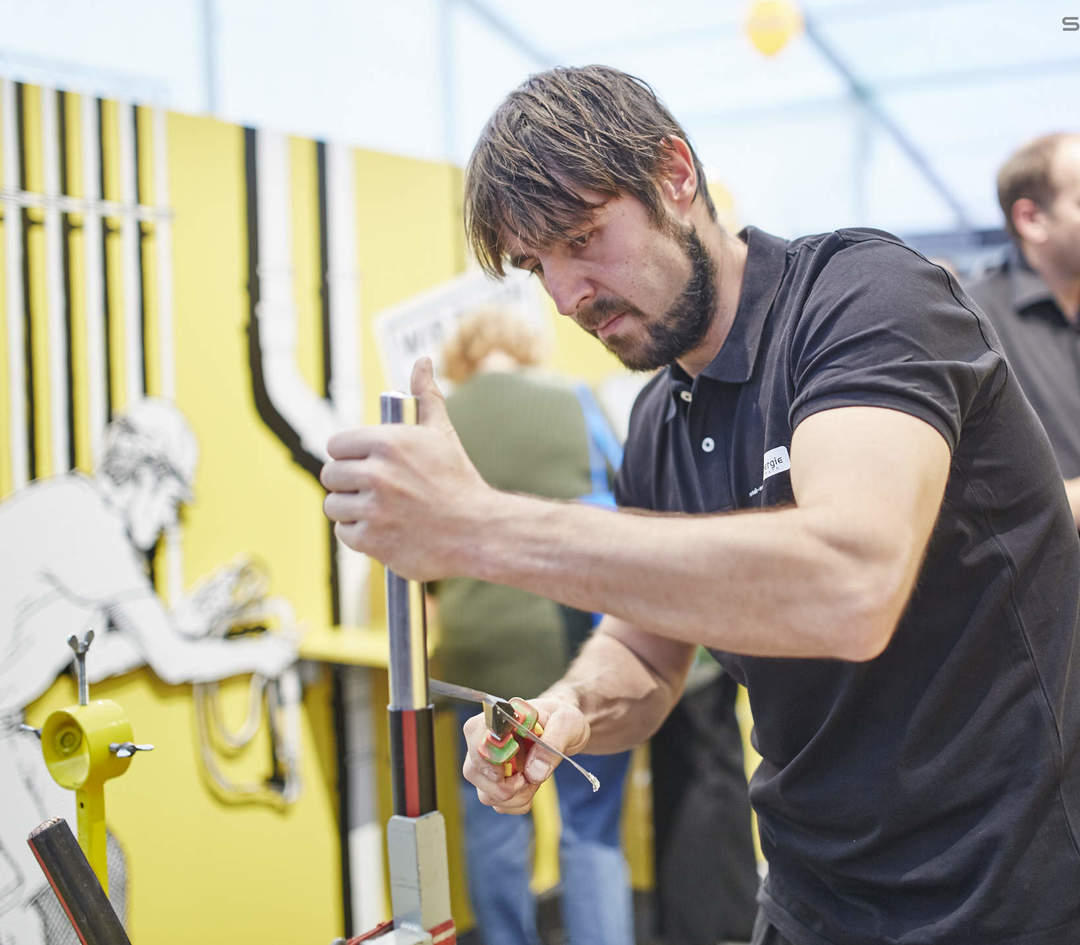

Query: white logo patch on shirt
[748,446,791,498]
[763,445,791,480]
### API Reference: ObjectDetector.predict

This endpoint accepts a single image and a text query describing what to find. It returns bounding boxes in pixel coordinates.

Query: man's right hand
[461,694,590,814]
[322,357,494,583]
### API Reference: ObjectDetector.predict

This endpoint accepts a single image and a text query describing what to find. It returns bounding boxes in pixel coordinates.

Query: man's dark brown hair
[996,132,1076,239]
[464,64,716,276]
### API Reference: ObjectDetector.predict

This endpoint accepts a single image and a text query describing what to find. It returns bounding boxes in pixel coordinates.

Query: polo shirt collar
[1008,244,1059,315]
[664,225,788,417]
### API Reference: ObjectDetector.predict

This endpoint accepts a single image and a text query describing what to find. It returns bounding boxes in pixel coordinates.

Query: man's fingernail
[526,758,552,781]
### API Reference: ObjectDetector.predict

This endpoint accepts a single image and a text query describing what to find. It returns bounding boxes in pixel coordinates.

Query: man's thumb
[410,357,452,430]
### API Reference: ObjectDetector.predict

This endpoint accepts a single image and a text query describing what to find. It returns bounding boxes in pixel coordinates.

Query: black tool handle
[27,817,132,945]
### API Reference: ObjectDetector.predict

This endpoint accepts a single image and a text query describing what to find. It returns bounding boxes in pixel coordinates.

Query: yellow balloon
[746,0,803,57]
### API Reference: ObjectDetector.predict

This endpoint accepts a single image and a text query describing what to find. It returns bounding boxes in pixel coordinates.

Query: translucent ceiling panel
[450,4,560,166]
[216,0,445,161]
[695,99,863,237]
[0,0,202,106]
[871,67,1080,233]
[482,0,846,122]
[574,25,846,125]
[490,0,743,56]
[859,127,966,235]
[812,0,1078,87]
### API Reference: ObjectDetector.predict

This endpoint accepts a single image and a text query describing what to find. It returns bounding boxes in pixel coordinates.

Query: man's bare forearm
[1065,477,1080,529]
[465,489,893,661]
[324,388,950,663]
[541,620,695,753]
[460,408,950,662]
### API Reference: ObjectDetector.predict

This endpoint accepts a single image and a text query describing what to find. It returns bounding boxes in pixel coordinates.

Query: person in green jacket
[430,308,634,945]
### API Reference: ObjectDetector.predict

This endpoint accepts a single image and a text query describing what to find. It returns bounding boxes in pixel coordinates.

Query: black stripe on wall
[58,90,77,470]
[315,140,343,626]
[17,82,37,481]
[97,97,113,422]
[317,141,333,401]
[242,127,323,479]
[133,105,148,397]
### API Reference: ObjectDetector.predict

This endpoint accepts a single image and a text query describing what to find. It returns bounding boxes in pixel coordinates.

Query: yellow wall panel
[25,666,343,945]
[21,84,55,479]
[19,84,42,192]
[135,105,155,206]
[60,92,94,473]
[62,91,84,199]
[103,217,126,411]
[0,81,9,495]
[67,214,92,472]
[355,151,464,420]
[3,83,481,945]
[168,113,334,631]
[98,99,120,202]
[120,108,342,944]
[0,211,9,496]
[0,80,751,945]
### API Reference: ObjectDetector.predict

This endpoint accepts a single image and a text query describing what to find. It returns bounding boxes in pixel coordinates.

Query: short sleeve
[788,238,1005,451]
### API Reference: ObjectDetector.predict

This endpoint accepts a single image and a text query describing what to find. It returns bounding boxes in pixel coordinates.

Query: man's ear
[1011,197,1047,245]
[657,136,699,213]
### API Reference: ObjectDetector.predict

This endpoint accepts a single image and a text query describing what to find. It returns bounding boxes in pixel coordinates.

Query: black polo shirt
[615,227,1080,945]
[966,247,1080,478]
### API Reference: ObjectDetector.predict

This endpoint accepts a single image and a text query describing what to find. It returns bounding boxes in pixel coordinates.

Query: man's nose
[542,258,594,318]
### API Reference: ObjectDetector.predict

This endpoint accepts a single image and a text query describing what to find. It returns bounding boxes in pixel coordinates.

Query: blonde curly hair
[441,309,544,384]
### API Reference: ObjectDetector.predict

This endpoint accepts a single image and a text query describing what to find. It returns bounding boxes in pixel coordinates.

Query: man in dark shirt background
[967,132,1080,526]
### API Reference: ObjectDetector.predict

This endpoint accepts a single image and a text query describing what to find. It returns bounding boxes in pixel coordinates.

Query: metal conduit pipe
[382,392,437,818]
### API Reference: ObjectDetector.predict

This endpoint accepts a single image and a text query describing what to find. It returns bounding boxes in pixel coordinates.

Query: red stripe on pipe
[402,709,420,817]
[345,919,394,942]
[429,917,457,943]
[28,844,91,945]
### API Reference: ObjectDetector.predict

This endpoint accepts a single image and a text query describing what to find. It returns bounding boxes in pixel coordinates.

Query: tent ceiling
[452,0,1079,237]
[2,0,1076,239]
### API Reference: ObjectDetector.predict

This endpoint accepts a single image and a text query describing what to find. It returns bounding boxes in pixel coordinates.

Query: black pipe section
[26,817,132,945]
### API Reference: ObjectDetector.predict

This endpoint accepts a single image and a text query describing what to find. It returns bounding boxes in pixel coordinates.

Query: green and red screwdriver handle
[427,679,600,790]
[476,697,543,777]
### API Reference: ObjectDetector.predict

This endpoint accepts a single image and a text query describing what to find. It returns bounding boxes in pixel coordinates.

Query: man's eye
[569,232,590,248]
[529,262,544,277]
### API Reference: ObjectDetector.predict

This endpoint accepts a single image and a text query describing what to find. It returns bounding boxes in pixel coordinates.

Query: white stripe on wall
[326,141,360,425]
[325,141,367,628]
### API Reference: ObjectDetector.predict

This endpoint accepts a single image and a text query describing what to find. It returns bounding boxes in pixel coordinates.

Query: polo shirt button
[680,390,692,403]
[701,437,715,453]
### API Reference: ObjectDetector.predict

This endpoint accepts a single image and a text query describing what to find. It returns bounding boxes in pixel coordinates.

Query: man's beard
[587,222,717,372]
